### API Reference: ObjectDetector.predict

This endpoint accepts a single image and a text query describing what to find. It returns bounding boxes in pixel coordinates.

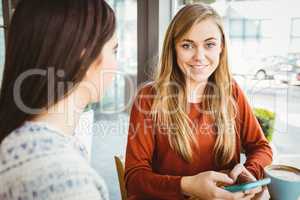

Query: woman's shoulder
[231,79,252,116]
[0,122,93,170]
[136,81,156,96]
[0,122,109,200]
[0,122,83,163]
[131,82,157,109]
[231,79,245,101]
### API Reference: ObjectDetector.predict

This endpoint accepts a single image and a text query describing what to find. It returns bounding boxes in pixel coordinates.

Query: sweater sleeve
[234,82,273,179]
[124,86,184,199]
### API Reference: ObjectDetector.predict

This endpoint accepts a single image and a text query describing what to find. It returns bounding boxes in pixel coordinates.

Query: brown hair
[0,0,116,142]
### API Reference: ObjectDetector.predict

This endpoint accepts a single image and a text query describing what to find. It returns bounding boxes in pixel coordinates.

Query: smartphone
[224,178,271,193]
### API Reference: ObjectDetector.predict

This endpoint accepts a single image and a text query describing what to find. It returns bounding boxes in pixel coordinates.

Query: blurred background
[0,0,300,199]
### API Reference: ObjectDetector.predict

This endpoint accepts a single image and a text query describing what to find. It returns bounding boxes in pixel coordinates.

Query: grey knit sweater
[0,121,109,200]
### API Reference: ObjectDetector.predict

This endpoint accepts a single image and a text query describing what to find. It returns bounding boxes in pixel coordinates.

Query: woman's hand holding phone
[226,164,271,200]
[181,171,255,200]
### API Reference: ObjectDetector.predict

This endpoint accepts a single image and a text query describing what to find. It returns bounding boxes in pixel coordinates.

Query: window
[0,2,5,84]
[260,19,272,38]
[229,19,244,38]
[183,0,216,4]
[290,18,300,51]
[229,18,271,40]
[291,18,300,38]
[245,19,259,38]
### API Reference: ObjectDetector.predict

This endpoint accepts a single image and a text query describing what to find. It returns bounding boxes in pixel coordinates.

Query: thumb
[211,172,234,185]
[229,164,244,181]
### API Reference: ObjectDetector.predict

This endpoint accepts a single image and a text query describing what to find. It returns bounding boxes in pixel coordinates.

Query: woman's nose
[193,48,206,62]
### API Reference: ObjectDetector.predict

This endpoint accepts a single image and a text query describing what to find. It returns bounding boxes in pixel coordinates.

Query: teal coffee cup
[264,164,300,200]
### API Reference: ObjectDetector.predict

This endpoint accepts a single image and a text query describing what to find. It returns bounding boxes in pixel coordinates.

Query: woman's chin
[189,76,209,84]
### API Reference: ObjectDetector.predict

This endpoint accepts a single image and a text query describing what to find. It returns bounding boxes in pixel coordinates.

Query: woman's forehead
[179,18,222,43]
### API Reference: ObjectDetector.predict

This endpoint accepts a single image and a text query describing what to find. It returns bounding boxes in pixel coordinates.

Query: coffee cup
[264,164,300,200]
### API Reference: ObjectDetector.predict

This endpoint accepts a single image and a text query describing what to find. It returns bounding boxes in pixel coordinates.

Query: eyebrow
[113,43,119,49]
[204,37,217,41]
[181,37,217,43]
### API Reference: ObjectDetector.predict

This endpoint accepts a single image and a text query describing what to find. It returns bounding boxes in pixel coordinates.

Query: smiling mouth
[189,65,208,69]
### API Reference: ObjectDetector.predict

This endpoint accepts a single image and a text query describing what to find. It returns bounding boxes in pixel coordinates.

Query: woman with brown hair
[0,0,117,199]
[125,3,272,200]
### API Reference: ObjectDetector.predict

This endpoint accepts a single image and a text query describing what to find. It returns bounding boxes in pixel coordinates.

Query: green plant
[253,108,275,142]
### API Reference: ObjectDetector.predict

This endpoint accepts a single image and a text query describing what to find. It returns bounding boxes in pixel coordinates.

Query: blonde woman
[125,3,272,200]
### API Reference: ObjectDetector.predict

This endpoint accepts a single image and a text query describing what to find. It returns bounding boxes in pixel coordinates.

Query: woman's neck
[186,79,207,103]
[32,89,89,136]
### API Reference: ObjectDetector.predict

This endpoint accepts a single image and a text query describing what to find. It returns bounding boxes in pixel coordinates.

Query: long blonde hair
[151,3,237,167]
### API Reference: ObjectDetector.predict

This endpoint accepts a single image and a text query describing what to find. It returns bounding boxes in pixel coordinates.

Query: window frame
[290,17,300,40]
[1,0,17,47]
[229,18,272,41]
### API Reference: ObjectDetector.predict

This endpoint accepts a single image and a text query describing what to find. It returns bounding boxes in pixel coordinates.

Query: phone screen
[224,178,271,192]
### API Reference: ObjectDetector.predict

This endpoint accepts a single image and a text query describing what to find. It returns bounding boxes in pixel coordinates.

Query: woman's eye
[206,43,216,48]
[182,43,193,49]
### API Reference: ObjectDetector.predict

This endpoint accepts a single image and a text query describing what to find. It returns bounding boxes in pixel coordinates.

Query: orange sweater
[125,82,273,200]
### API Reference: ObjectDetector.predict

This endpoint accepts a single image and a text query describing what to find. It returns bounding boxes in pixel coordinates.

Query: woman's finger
[211,172,234,184]
[214,187,245,199]
[241,169,256,181]
[241,193,256,200]
[229,164,244,181]
[236,166,256,183]
[252,186,271,200]
[244,186,262,195]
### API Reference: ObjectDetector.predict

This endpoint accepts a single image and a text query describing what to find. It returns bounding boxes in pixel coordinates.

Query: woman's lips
[189,64,208,69]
